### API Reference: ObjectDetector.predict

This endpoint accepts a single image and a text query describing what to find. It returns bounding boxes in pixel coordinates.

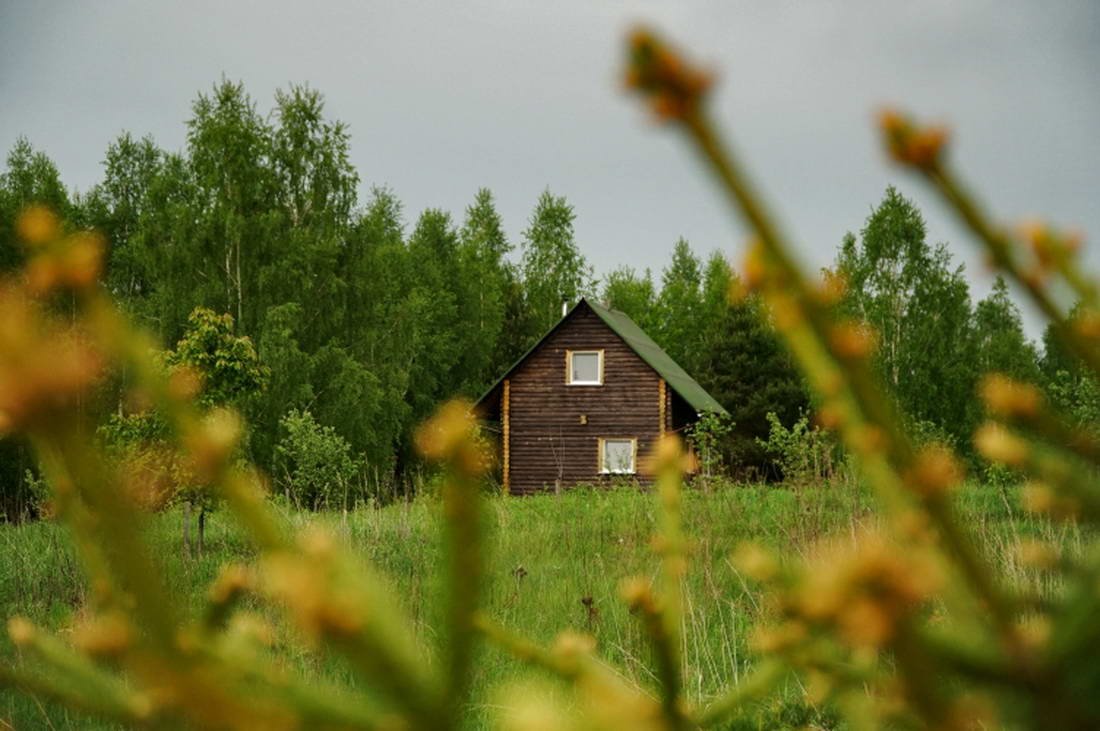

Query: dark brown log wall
[507,306,667,494]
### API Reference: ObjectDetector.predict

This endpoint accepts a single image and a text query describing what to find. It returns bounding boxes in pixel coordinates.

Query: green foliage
[8,78,1029,498]
[693,288,810,474]
[457,188,513,393]
[654,237,703,365]
[0,139,71,520]
[99,411,168,451]
[602,266,657,331]
[974,277,1040,382]
[0,439,35,522]
[168,307,269,410]
[0,137,70,273]
[275,409,360,510]
[83,133,163,301]
[835,186,980,448]
[1046,367,1100,426]
[1040,305,1100,426]
[20,470,49,518]
[404,209,466,426]
[520,189,595,336]
[98,307,268,549]
[903,417,959,452]
[605,244,811,478]
[685,411,733,481]
[832,195,1044,470]
[271,85,358,232]
[755,412,841,485]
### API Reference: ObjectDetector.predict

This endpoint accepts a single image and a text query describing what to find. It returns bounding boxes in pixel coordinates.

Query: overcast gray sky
[2,1,1098,334]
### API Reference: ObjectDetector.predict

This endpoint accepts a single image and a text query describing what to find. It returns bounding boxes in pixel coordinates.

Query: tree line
[0,80,1086,519]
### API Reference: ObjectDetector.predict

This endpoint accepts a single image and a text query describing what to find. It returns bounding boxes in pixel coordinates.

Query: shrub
[1046,367,1100,426]
[756,411,841,485]
[275,408,360,510]
[905,417,959,451]
[685,411,733,484]
[21,469,49,518]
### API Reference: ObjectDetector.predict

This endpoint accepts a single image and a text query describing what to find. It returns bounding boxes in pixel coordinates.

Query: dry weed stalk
[619,27,1100,730]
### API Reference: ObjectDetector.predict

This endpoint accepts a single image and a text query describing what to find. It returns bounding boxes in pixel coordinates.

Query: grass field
[0,482,1081,729]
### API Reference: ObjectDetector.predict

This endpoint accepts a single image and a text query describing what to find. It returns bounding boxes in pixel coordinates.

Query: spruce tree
[654,237,703,366]
[973,277,1040,382]
[457,188,511,393]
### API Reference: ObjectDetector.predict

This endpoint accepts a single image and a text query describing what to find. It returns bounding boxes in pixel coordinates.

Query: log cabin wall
[507,305,664,494]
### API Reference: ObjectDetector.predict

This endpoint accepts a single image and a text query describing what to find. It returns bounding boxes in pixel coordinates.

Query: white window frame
[567,349,604,386]
[599,437,637,475]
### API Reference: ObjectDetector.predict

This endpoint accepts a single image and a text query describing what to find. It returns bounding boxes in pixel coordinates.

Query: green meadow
[1,483,1077,729]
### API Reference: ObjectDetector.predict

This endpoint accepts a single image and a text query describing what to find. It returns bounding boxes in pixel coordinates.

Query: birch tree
[834,186,977,446]
[520,190,594,337]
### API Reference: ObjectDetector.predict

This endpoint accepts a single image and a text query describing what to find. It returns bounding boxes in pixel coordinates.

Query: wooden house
[475,298,729,494]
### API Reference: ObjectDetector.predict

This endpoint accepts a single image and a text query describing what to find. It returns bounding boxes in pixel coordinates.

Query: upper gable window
[568,350,603,385]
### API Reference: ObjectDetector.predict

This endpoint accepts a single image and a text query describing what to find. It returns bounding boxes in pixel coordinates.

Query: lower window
[600,438,637,475]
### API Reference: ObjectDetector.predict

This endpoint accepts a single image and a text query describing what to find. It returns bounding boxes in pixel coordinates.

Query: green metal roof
[475,298,728,417]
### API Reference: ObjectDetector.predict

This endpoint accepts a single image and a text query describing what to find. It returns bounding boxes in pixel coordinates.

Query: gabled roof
[475,298,728,416]
[586,300,728,415]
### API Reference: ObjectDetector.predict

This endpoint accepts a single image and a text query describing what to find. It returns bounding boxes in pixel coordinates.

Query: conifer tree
[654,237,703,367]
[693,277,809,472]
[457,188,511,393]
[973,277,1040,382]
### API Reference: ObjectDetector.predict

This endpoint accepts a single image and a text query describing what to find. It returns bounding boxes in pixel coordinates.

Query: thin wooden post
[658,378,667,437]
[502,379,511,495]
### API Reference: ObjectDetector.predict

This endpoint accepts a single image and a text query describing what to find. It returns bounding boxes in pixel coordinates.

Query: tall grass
[1,481,1065,729]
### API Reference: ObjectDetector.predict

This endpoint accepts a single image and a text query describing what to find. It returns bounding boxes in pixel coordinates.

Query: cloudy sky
[2,1,1098,332]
